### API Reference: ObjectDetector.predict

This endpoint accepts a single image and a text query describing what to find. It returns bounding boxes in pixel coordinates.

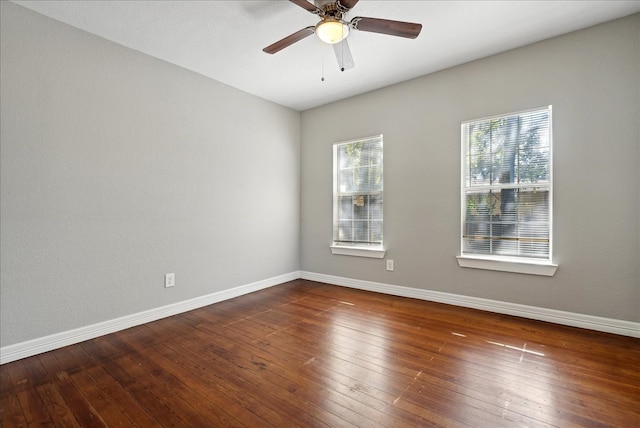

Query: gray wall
[2,2,638,351]
[1,2,300,347]
[301,14,640,322]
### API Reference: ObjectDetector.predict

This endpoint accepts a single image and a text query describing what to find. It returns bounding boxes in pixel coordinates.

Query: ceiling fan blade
[289,0,321,14]
[333,39,355,71]
[337,0,359,12]
[263,26,315,54]
[351,17,422,39]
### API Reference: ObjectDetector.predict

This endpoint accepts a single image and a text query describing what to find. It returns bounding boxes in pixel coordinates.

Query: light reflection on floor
[291,299,562,425]
[448,330,555,425]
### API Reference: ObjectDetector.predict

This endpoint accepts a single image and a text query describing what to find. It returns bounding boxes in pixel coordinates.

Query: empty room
[1,1,639,426]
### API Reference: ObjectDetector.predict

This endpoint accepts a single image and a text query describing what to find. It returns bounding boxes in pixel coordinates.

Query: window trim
[456,255,557,276]
[331,134,385,258]
[330,245,386,259]
[459,106,556,275]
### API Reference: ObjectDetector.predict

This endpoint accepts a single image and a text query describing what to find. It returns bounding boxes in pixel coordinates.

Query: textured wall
[301,14,639,322]
[1,2,300,347]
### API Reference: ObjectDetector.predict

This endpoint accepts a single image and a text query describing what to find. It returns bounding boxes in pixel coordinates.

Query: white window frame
[330,135,386,259]
[457,106,557,276]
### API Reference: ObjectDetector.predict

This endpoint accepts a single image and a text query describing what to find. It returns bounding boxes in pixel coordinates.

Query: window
[331,135,385,258]
[459,106,556,275]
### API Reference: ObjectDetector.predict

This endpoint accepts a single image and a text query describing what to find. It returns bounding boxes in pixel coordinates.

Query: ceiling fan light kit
[263,0,422,70]
[316,18,349,44]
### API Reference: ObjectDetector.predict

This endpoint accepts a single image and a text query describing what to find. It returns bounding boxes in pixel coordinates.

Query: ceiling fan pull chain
[341,25,345,72]
[321,40,325,82]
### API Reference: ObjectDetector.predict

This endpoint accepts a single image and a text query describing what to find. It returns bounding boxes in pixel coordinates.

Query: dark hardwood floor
[1,279,639,427]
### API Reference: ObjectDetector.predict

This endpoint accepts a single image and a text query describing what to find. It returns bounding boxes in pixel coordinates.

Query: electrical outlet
[386,259,394,271]
[165,273,175,288]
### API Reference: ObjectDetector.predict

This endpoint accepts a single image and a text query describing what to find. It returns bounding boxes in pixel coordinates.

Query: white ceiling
[13,0,640,111]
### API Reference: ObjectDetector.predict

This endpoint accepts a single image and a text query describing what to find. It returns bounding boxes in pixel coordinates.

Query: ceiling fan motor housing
[316,1,345,19]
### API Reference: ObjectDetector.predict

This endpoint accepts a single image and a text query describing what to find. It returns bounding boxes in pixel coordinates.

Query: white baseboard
[300,271,640,338]
[0,271,300,365]
[3,270,638,365]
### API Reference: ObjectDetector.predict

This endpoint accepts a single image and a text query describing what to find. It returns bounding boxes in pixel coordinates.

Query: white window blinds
[333,135,383,246]
[461,107,552,260]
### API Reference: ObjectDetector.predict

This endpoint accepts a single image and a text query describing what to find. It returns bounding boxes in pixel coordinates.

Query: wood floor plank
[68,366,139,427]
[119,352,244,427]
[77,365,162,427]
[0,363,15,396]
[35,382,82,427]
[2,358,54,426]
[190,303,541,427]
[11,389,53,427]
[37,350,108,428]
[157,339,339,428]
[186,284,640,427]
[1,280,639,427]
[0,391,28,427]
[161,331,352,427]
[174,296,457,427]
[266,322,545,427]
[300,296,639,397]
[287,297,639,426]
[83,338,194,428]
[95,332,242,427]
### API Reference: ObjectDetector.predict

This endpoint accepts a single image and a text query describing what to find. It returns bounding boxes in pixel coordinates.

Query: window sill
[456,255,558,276]
[331,245,386,259]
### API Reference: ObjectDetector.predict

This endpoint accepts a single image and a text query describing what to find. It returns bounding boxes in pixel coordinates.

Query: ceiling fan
[263,0,422,71]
